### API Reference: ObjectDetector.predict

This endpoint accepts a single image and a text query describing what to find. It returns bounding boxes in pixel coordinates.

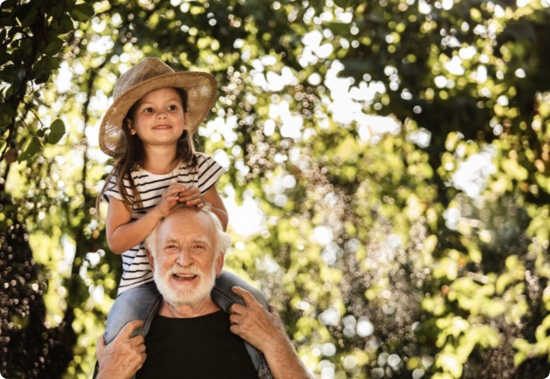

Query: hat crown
[113,58,175,100]
[99,57,218,157]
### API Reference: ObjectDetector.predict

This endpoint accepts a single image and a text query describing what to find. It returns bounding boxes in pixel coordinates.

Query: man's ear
[215,252,225,277]
[146,248,155,271]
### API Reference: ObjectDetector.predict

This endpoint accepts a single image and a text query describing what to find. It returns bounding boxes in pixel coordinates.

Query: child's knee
[104,282,159,344]
[216,270,268,309]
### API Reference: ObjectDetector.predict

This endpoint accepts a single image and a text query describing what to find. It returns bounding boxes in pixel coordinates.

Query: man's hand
[96,320,147,379]
[228,286,286,352]
[229,286,312,379]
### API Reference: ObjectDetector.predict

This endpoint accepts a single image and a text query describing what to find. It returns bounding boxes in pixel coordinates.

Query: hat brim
[99,71,217,158]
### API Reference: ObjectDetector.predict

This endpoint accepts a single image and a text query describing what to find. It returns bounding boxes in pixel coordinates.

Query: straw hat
[99,57,217,157]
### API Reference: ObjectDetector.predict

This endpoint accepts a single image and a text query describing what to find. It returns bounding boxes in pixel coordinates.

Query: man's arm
[229,286,312,379]
[96,320,147,379]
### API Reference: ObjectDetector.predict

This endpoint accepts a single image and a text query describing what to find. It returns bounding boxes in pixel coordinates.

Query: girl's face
[127,88,188,149]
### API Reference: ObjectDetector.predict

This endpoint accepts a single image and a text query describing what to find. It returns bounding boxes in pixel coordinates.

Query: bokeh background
[2,0,550,377]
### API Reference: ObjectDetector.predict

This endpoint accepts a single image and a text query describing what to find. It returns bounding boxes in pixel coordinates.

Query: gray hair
[144,203,231,258]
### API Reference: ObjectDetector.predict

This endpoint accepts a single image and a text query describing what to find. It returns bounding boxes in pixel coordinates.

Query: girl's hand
[155,184,187,217]
[177,186,205,208]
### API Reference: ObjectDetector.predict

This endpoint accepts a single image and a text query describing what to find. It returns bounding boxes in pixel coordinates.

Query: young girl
[97,58,268,370]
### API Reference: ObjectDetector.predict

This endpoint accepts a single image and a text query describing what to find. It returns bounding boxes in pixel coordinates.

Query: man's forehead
[157,210,216,242]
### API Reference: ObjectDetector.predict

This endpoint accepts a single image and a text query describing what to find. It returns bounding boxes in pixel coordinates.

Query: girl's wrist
[152,205,165,219]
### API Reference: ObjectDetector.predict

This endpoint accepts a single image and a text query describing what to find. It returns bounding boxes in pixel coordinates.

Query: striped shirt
[103,153,224,295]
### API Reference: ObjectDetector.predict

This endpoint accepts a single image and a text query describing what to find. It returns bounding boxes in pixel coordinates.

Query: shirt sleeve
[196,153,225,194]
[102,172,133,203]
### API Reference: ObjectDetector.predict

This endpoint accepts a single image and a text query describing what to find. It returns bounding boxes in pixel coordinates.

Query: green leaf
[18,37,33,57]
[34,57,59,84]
[0,50,11,66]
[53,13,75,34]
[45,35,64,55]
[0,0,17,11]
[20,7,37,28]
[0,66,17,85]
[47,119,65,144]
[70,3,95,23]
[48,1,67,19]
[0,108,11,128]
[0,101,16,119]
[17,137,41,162]
[12,2,32,23]
[0,11,11,30]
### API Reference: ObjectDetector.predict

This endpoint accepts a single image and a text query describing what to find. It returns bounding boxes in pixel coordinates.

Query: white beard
[154,263,216,308]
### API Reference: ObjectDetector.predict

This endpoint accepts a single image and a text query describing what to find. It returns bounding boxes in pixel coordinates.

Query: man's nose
[176,249,192,266]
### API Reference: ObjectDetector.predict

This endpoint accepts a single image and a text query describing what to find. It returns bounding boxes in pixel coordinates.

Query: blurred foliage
[0,0,94,161]
[1,0,550,378]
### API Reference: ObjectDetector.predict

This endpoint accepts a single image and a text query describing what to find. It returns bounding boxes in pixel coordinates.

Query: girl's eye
[143,107,153,113]
[168,105,177,111]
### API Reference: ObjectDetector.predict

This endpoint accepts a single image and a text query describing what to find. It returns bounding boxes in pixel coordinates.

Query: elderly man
[96,204,311,379]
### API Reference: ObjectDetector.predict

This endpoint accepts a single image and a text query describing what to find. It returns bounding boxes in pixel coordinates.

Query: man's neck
[158,298,220,318]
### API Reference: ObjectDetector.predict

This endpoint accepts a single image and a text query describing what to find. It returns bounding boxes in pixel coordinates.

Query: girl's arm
[106,183,187,254]
[177,184,228,231]
[202,185,228,231]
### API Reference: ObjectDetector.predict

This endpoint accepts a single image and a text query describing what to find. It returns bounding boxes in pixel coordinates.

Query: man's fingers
[229,324,241,336]
[130,334,145,347]
[118,319,144,339]
[135,353,147,372]
[229,302,245,315]
[269,304,279,315]
[96,335,106,357]
[135,341,146,354]
[231,286,258,307]
[229,313,241,324]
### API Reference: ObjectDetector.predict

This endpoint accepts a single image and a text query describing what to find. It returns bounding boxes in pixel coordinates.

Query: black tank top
[136,310,258,378]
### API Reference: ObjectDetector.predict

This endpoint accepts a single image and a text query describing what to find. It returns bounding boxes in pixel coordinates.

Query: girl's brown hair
[97,88,197,212]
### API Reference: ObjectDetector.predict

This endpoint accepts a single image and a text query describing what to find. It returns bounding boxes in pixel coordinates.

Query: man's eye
[165,244,178,250]
[193,244,206,250]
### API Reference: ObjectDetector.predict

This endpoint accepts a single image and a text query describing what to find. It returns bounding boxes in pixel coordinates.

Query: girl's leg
[103,281,160,345]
